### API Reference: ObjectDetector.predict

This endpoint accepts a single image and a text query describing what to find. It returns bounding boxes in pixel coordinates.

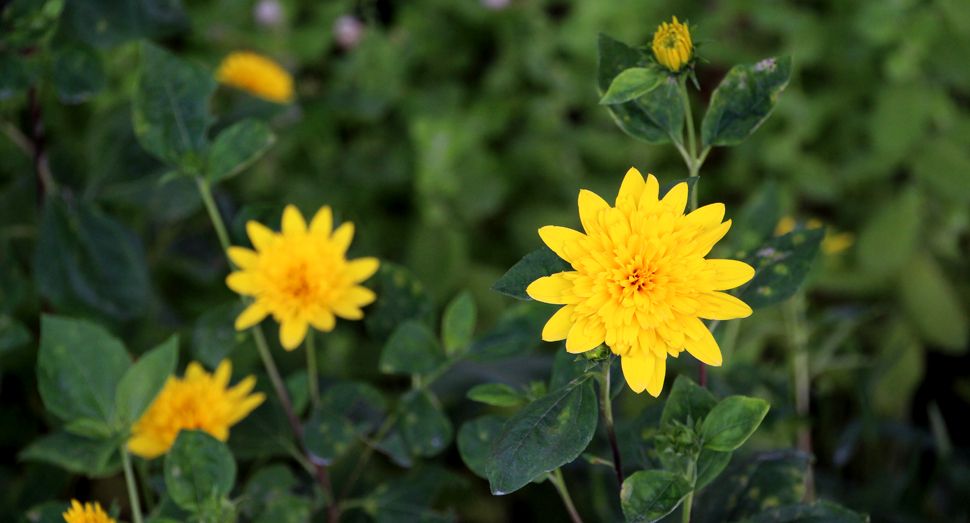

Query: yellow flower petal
[247,220,276,251]
[616,167,645,205]
[578,189,609,235]
[310,205,334,236]
[646,355,666,397]
[345,257,380,283]
[661,182,688,215]
[226,272,259,295]
[235,302,269,330]
[542,305,576,341]
[341,286,377,307]
[280,318,308,350]
[682,318,723,366]
[638,174,661,208]
[708,259,756,290]
[281,205,307,236]
[332,301,364,320]
[526,273,573,304]
[621,352,656,394]
[310,309,336,331]
[694,220,732,257]
[685,203,725,231]
[227,247,259,269]
[332,222,354,253]
[214,360,232,388]
[538,226,585,263]
[565,319,604,353]
[698,291,753,320]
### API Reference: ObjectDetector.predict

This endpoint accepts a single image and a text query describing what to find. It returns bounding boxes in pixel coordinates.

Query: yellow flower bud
[652,16,693,72]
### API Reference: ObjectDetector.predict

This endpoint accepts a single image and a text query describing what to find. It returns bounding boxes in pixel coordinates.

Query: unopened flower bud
[652,16,693,72]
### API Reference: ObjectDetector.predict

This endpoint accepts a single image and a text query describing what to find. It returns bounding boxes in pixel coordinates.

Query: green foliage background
[2,0,969,522]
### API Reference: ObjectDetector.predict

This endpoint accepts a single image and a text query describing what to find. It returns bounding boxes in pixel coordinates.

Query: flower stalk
[549,468,584,523]
[306,329,321,406]
[120,448,144,523]
[597,361,624,486]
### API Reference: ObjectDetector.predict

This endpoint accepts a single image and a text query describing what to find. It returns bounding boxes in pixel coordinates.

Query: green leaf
[64,417,114,439]
[597,34,672,144]
[192,302,253,369]
[549,348,586,392]
[114,335,178,427]
[743,501,870,523]
[856,188,921,278]
[658,177,698,203]
[228,381,295,460]
[33,195,151,320]
[0,0,63,47]
[457,415,505,479]
[466,383,527,407]
[441,290,476,355]
[701,56,793,148]
[380,320,444,376]
[52,45,106,105]
[36,315,131,423]
[367,467,458,523]
[321,381,387,434]
[487,378,597,495]
[731,181,781,253]
[900,254,969,353]
[302,406,358,465]
[58,0,188,49]
[695,448,733,490]
[399,390,453,458]
[21,502,72,523]
[700,396,770,451]
[738,228,825,309]
[466,302,547,362]
[620,470,693,523]
[0,315,31,357]
[19,430,121,478]
[693,451,811,523]
[0,52,37,101]
[492,246,571,300]
[165,430,236,511]
[912,138,970,204]
[661,375,717,429]
[133,42,216,167]
[600,67,666,105]
[240,464,298,519]
[205,119,276,184]
[375,430,413,468]
[365,262,436,343]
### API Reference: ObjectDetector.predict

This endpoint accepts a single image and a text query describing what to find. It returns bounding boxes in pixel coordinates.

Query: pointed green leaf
[380,320,444,376]
[487,377,597,495]
[115,335,178,427]
[549,348,586,392]
[36,315,131,423]
[693,451,811,523]
[661,375,717,429]
[321,381,387,435]
[600,67,666,105]
[739,228,825,309]
[700,396,770,452]
[59,0,187,49]
[492,246,571,300]
[399,390,453,458]
[367,467,458,523]
[732,181,781,253]
[457,415,506,479]
[695,448,733,490]
[19,430,121,478]
[192,302,253,370]
[466,302,547,362]
[205,119,275,184]
[702,56,793,148]
[441,290,476,355]
[165,430,236,511]
[466,383,527,407]
[597,34,671,144]
[365,262,436,343]
[64,417,114,439]
[52,45,106,105]
[620,470,692,523]
[133,42,216,167]
[302,406,358,465]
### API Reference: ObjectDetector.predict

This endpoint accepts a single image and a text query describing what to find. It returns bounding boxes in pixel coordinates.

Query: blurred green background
[2,0,970,522]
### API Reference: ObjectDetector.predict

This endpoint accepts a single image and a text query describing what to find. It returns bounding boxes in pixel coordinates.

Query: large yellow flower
[226,205,379,350]
[216,51,294,103]
[527,168,754,396]
[127,360,265,459]
[652,16,693,72]
[63,500,115,523]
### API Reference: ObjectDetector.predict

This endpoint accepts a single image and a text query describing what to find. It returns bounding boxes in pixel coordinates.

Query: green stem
[678,77,699,208]
[681,459,697,523]
[306,329,320,406]
[121,448,144,523]
[598,362,623,486]
[549,468,584,523]
[134,456,156,511]
[785,292,815,502]
[195,177,233,258]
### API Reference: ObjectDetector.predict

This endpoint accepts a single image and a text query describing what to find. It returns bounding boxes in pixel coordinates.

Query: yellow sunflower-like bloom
[652,16,693,72]
[127,360,265,459]
[527,168,755,396]
[63,500,115,523]
[216,51,294,104]
[226,205,380,350]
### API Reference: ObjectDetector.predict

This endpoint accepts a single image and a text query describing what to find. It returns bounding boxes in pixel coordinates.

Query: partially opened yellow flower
[652,16,693,72]
[226,205,379,350]
[63,500,115,523]
[216,51,294,103]
[527,168,754,396]
[127,360,264,459]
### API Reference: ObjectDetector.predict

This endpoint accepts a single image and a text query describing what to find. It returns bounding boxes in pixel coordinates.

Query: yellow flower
[63,501,115,523]
[776,216,855,255]
[127,360,265,459]
[216,51,294,103]
[652,16,693,72]
[527,168,754,396]
[226,205,380,350]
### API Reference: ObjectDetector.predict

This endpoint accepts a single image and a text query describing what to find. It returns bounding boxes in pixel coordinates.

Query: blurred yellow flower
[527,168,754,396]
[127,360,264,459]
[63,501,114,523]
[227,205,379,350]
[216,51,294,103]
[652,16,693,72]
[776,216,855,255]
